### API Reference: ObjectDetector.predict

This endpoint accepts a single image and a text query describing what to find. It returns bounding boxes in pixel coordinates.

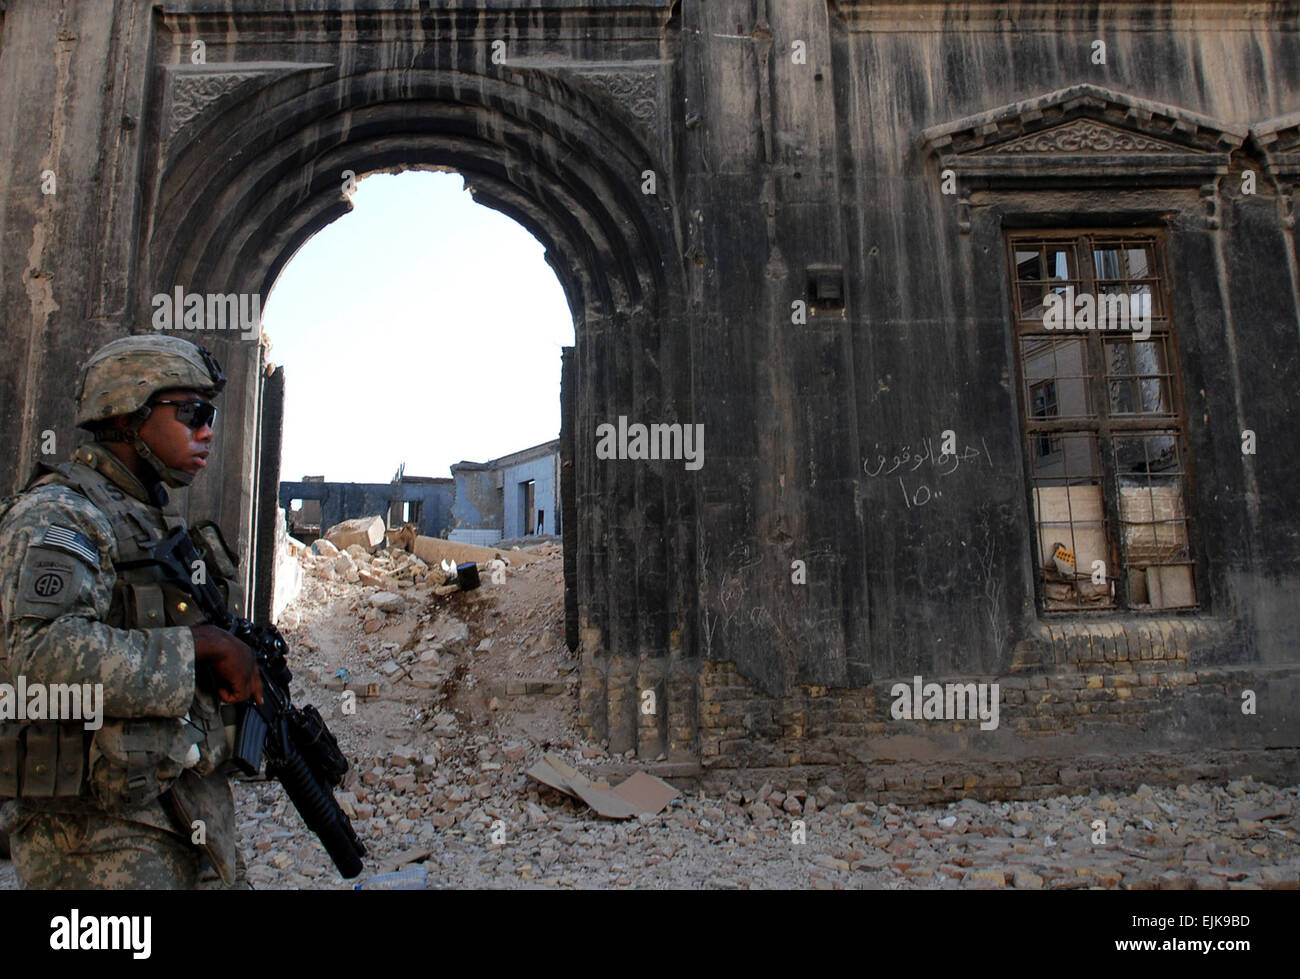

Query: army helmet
[75,335,227,488]
[76,335,226,428]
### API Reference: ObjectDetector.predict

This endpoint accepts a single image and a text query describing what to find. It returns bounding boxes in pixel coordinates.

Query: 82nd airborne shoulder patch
[11,525,101,617]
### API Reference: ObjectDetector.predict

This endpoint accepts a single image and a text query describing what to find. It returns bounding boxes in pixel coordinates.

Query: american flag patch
[39,525,100,568]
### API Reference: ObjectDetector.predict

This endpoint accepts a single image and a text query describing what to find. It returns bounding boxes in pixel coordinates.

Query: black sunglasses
[151,399,217,430]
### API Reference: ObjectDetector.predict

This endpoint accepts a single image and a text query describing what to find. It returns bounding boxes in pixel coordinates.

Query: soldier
[0,335,262,888]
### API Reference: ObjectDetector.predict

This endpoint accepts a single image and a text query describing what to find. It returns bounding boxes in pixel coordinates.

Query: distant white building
[448,439,560,544]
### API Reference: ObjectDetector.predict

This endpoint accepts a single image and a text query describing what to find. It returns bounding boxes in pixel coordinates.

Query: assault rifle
[149,527,366,879]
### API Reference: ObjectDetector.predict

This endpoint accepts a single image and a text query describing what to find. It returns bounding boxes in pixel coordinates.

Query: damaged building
[450,439,561,542]
[1,1,1299,804]
[279,438,560,544]
[281,472,455,542]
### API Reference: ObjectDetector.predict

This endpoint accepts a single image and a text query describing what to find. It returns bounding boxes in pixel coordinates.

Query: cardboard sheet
[526,752,680,819]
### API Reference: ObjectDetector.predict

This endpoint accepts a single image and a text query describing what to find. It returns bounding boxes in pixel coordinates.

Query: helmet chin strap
[130,434,195,489]
[99,406,195,489]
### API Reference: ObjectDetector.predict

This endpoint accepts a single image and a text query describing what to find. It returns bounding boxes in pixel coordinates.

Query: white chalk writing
[863,437,994,507]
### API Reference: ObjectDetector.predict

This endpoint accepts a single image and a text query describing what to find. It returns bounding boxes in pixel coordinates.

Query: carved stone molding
[924,84,1245,158]
[165,71,254,142]
[533,62,666,144]
[981,119,1183,155]
[1252,111,1300,171]
[1250,111,1300,227]
[161,62,333,151]
[571,68,658,124]
[921,84,1245,195]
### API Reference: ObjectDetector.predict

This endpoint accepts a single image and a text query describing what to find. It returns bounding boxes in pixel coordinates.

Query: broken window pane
[1093,240,1155,281]
[1009,230,1194,612]
[1094,247,1123,280]
[1031,435,1113,610]
[1125,246,1151,278]
[1130,282,1156,320]
[1048,247,1072,280]
[1016,242,1077,321]
[1030,379,1060,457]
[1106,337,1171,415]
[1113,433,1194,608]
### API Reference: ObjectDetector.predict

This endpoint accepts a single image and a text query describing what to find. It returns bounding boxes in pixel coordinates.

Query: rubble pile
[226,528,1300,890]
[2,526,1297,890]
[289,537,434,633]
[234,742,1300,890]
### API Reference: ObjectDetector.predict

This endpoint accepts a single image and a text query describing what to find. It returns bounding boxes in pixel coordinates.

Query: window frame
[1005,228,1199,614]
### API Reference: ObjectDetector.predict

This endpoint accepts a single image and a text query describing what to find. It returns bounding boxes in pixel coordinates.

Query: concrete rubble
[1,527,1297,890]
[324,514,387,553]
[88,532,1300,891]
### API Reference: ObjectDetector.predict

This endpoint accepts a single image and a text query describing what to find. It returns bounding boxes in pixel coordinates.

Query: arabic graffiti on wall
[862,436,995,508]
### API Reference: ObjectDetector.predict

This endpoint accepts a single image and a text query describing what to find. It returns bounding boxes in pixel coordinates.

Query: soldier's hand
[191,625,265,705]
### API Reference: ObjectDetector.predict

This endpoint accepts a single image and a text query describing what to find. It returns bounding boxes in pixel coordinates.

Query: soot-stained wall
[1,1,1297,796]
[279,479,454,540]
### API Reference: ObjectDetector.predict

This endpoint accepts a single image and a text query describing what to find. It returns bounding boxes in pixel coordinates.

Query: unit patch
[15,547,94,617]
[32,570,67,598]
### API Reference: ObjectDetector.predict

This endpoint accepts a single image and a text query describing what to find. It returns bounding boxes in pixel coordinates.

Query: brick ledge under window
[1012,616,1231,669]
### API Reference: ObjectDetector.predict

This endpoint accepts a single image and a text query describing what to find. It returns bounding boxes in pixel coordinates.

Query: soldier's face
[139,387,215,477]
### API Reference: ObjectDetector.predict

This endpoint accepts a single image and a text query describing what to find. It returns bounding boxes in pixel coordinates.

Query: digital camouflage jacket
[0,442,242,883]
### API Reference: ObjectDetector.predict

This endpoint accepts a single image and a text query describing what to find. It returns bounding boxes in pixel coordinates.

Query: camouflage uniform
[0,337,244,889]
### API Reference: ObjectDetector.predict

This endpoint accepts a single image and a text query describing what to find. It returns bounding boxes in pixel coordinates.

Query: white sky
[262,171,574,484]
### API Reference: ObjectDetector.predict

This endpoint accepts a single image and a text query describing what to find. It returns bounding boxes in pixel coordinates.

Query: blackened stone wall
[1,1,1297,797]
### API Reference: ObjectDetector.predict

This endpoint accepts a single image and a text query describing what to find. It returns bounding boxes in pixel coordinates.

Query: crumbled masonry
[2,0,1298,833]
[7,537,1292,891]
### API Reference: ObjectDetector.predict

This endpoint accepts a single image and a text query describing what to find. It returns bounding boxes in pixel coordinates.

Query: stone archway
[7,1,1300,799]
[140,54,697,757]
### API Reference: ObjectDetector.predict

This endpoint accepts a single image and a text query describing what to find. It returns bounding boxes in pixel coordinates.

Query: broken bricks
[333,552,360,583]
[310,538,340,558]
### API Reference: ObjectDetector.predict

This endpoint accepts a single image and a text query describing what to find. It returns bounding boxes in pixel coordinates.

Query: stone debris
[333,552,360,583]
[370,591,406,614]
[6,530,1295,893]
[386,523,419,552]
[223,757,1299,890]
[324,515,388,553]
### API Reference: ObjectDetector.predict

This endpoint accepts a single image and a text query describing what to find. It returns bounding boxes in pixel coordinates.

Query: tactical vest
[0,456,243,811]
